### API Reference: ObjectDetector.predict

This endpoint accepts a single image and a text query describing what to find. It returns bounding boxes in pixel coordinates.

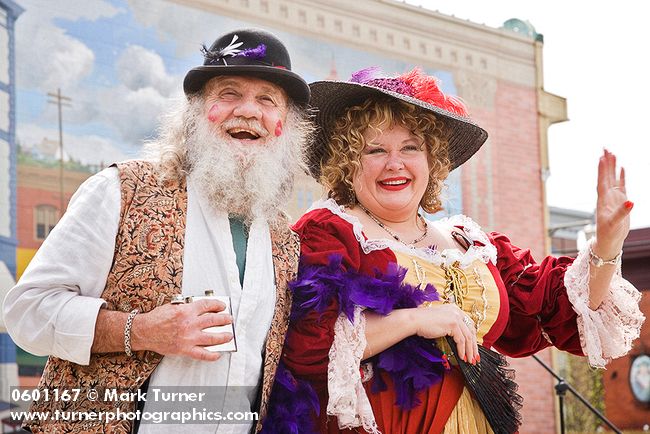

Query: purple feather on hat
[349,66,416,97]
[236,43,266,60]
[366,78,415,97]
[349,66,381,83]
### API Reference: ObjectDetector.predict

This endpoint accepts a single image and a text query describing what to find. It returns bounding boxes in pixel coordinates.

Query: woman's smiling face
[353,123,430,219]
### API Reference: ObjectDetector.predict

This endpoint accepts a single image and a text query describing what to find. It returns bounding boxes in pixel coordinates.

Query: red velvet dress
[276,202,586,433]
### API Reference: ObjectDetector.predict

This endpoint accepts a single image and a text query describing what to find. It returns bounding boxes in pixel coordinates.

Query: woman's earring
[349,188,357,205]
[424,182,436,208]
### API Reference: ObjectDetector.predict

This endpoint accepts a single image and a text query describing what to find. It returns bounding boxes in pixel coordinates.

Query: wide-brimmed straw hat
[307,67,488,177]
[184,28,310,105]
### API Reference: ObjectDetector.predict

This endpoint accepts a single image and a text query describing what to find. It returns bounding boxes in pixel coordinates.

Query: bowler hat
[183,28,310,105]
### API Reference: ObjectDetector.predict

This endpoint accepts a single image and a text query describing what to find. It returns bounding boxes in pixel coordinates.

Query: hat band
[205,56,288,69]
[366,78,415,97]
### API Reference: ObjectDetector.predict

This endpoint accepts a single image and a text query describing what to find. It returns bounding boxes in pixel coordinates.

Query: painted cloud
[14,0,186,164]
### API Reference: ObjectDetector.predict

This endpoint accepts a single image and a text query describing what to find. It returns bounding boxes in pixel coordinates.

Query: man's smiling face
[202,75,289,147]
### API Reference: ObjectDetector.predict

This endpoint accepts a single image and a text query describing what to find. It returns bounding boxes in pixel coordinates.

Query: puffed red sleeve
[282,209,365,390]
[489,232,584,358]
[283,209,395,388]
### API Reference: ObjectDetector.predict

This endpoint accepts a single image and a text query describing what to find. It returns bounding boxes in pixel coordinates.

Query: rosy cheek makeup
[274,120,283,137]
[207,104,220,123]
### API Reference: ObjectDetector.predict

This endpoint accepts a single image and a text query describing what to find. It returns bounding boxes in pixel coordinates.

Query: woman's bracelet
[589,247,622,267]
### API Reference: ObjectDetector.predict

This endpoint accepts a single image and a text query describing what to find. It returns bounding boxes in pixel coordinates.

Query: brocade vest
[24,160,298,433]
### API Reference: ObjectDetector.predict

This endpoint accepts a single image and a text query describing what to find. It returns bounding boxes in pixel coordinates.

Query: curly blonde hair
[320,97,451,213]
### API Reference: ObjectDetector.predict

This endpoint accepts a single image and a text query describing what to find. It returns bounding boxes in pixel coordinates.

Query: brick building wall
[603,291,650,429]
[13,163,94,382]
[491,82,543,252]
[16,184,72,248]
[466,81,543,245]
[16,164,92,277]
[465,78,556,432]
[603,228,650,429]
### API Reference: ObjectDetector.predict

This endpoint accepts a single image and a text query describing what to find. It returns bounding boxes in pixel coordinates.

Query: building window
[298,10,306,23]
[35,205,58,240]
[260,0,269,12]
[352,25,360,37]
[334,20,342,33]
[280,4,288,18]
[317,15,324,28]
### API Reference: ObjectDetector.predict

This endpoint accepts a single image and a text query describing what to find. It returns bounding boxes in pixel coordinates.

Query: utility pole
[47,88,72,216]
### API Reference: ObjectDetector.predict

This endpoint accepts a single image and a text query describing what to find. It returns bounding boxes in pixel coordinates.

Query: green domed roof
[502,18,542,41]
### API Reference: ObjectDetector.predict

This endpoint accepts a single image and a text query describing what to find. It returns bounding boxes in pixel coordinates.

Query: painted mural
[6,0,466,378]
[14,0,463,215]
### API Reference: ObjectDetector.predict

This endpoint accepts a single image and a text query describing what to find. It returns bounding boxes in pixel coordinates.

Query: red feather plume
[398,68,468,117]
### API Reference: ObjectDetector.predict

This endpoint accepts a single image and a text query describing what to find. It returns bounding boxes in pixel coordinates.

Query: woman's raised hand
[594,149,633,258]
[412,304,479,365]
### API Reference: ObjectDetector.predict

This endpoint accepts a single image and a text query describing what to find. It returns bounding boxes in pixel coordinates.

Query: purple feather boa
[260,362,319,434]
[290,254,439,320]
[288,255,448,409]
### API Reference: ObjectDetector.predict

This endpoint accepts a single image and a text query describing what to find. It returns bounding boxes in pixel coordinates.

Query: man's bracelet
[124,309,139,357]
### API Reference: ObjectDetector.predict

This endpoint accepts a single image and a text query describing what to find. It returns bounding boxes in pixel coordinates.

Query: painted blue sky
[12,0,460,212]
[14,0,456,163]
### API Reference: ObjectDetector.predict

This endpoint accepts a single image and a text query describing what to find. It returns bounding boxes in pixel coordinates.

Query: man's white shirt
[3,167,277,433]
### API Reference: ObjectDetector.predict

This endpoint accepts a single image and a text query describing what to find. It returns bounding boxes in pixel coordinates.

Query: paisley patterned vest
[25,160,298,433]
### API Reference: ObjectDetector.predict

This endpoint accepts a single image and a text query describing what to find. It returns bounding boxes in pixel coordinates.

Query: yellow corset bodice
[393,250,501,344]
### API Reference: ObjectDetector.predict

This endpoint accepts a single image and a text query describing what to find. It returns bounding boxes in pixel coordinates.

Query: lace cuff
[565,238,645,368]
[327,307,380,434]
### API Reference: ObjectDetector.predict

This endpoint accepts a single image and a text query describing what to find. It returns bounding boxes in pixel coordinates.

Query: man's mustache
[220,117,269,138]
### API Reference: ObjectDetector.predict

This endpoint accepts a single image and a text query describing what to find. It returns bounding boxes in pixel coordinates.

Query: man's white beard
[184,100,304,224]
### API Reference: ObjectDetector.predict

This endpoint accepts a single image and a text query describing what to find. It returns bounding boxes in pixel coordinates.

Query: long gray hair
[142,94,313,225]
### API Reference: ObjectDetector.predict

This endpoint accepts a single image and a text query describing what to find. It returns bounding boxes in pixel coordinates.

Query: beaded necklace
[358,203,428,246]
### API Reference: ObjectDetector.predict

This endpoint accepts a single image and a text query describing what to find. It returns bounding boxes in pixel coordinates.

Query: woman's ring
[463,316,473,328]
